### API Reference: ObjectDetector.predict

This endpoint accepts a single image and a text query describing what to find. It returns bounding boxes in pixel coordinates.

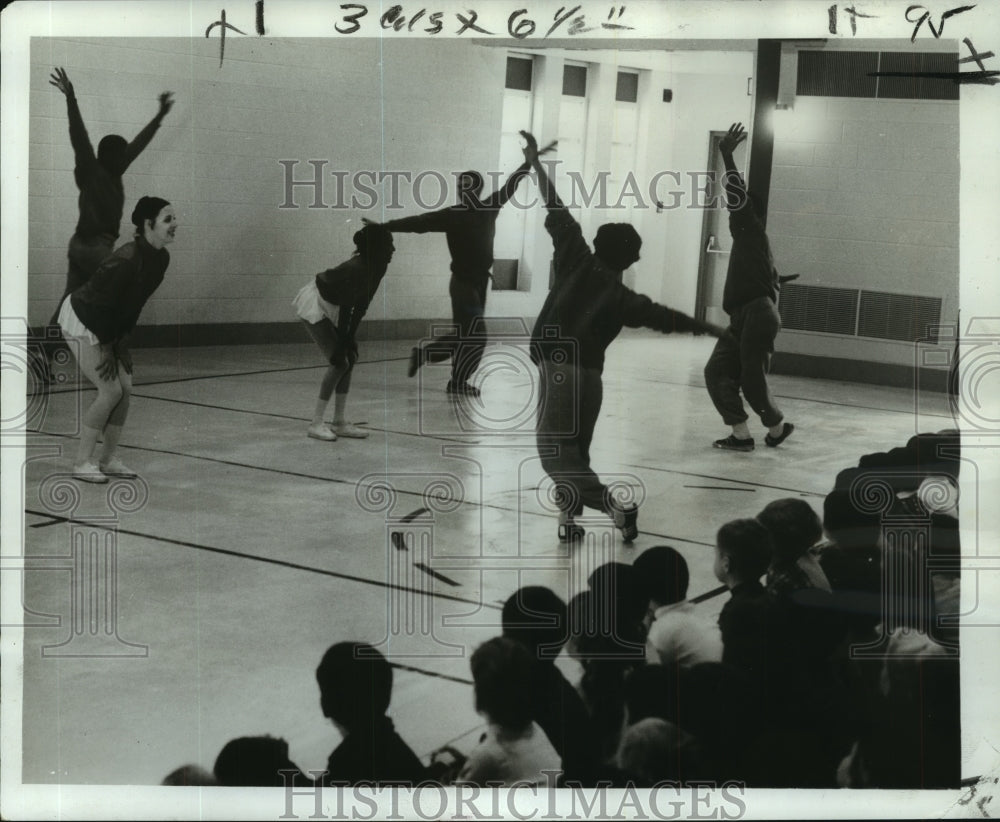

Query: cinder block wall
[768,93,959,369]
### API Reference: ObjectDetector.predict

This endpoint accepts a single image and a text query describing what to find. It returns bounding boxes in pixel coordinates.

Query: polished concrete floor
[17,331,958,785]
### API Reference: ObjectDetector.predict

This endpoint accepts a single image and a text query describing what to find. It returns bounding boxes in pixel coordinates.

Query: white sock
[732,422,751,439]
[76,425,102,467]
[768,421,786,437]
[332,393,348,426]
[312,398,329,427]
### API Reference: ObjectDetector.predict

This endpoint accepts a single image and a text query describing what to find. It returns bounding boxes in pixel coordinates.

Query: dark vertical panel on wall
[748,39,781,228]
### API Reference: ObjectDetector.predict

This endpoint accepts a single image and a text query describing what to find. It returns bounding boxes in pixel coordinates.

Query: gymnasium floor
[18,331,955,785]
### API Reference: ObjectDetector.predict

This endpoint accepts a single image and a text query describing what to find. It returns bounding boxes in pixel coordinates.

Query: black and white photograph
[2,0,999,818]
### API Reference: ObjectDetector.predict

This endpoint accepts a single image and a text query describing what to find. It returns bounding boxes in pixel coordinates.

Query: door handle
[706,235,729,254]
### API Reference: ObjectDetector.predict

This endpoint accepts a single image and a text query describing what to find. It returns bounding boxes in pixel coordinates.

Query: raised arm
[718,122,749,213]
[124,91,174,170]
[50,67,96,169]
[485,160,530,209]
[488,138,558,209]
[521,131,563,210]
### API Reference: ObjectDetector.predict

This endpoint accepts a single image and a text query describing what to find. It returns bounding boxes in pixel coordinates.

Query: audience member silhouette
[756,499,830,595]
[161,764,217,786]
[316,642,428,786]
[634,545,722,668]
[213,736,302,787]
[713,518,774,677]
[455,637,561,786]
[501,586,597,784]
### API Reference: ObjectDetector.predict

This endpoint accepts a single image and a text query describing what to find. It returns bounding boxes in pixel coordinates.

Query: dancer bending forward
[59,196,177,482]
[294,225,395,441]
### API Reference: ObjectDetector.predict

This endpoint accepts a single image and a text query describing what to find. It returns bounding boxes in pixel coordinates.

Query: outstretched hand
[49,67,74,98]
[694,322,728,339]
[537,139,557,157]
[719,122,747,155]
[520,131,558,164]
[158,91,175,117]
[520,130,539,164]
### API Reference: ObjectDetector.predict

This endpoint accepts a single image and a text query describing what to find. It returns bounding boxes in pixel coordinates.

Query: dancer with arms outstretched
[522,131,724,543]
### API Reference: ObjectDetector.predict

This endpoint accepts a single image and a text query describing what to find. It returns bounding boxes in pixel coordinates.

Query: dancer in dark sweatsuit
[522,131,723,543]
[704,123,794,452]
[374,151,550,396]
[48,67,174,323]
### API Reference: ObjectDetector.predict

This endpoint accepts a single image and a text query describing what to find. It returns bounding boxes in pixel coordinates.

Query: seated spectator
[587,562,648,650]
[714,518,773,676]
[316,641,428,786]
[455,637,561,786]
[675,662,762,782]
[620,666,709,783]
[213,736,302,787]
[614,718,693,787]
[623,663,682,726]
[567,587,645,769]
[161,764,217,786]
[841,630,960,788]
[634,545,722,668]
[756,499,831,595]
[502,586,597,784]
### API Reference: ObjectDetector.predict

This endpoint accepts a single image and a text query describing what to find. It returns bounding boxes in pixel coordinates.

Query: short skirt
[58,297,100,346]
[293,281,340,327]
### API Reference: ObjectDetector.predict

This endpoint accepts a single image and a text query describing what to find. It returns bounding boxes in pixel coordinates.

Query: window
[615,71,638,102]
[562,64,587,97]
[505,56,533,91]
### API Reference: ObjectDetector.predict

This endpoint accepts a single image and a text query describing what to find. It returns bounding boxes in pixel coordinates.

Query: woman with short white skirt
[293,224,394,441]
[59,196,176,482]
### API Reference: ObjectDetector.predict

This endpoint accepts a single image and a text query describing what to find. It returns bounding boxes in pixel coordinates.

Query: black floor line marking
[683,485,757,492]
[24,507,499,611]
[25,431,547,523]
[628,464,825,498]
[389,662,472,686]
[35,355,952,421]
[23,430,743,544]
[28,518,65,529]
[29,430,360,487]
[402,507,431,522]
[689,584,729,604]
[33,355,411,396]
[414,562,461,587]
[638,531,715,548]
[126,393,480,445]
[390,532,408,552]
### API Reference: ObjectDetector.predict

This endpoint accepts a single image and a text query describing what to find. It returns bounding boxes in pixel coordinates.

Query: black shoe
[765,422,794,447]
[446,380,480,397]
[713,435,755,452]
[611,502,639,543]
[407,347,421,378]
